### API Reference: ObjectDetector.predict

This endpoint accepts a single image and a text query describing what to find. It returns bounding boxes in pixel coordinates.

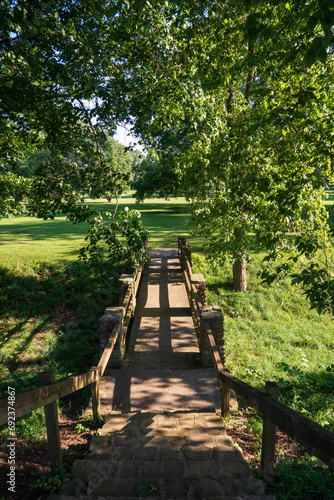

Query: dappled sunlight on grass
[192,250,334,431]
[0,258,127,400]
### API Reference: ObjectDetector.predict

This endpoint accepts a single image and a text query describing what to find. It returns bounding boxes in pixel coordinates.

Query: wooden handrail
[203,322,224,375]
[177,239,334,476]
[180,248,202,332]
[218,367,334,470]
[0,262,143,469]
[0,369,98,425]
[96,322,122,377]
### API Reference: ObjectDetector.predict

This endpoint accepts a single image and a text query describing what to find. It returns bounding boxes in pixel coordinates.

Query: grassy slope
[0,193,333,427]
[192,253,334,431]
[0,194,193,393]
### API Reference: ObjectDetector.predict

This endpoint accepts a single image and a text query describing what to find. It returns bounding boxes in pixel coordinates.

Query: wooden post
[178,236,187,263]
[41,371,63,470]
[178,235,187,250]
[260,381,279,483]
[90,367,101,421]
[221,369,231,418]
[184,244,192,268]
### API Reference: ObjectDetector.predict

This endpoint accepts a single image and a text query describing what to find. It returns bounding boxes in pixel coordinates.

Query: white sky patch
[114,123,143,151]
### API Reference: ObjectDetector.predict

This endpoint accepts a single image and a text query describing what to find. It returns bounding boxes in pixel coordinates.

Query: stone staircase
[49,411,275,500]
[48,249,276,499]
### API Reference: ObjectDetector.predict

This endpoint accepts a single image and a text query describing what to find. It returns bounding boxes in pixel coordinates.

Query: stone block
[193,478,225,499]
[159,447,180,461]
[117,461,138,477]
[186,460,220,479]
[219,476,234,495]
[95,477,136,497]
[146,436,172,447]
[111,446,135,460]
[212,448,240,461]
[114,435,139,447]
[183,433,215,449]
[221,460,252,479]
[195,414,222,428]
[181,445,210,461]
[59,477,88,496]
[136,461,162,477]
[191,273,207,306]
[99,306,125,368]
[162,460,185,479]
[133,446,158,461]
[165,478,191,497]
[119,274,135,306]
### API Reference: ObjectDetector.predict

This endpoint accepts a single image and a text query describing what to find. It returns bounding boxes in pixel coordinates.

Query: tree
[90,136,134,203]
[133,152,182,202]
[1,0,334,309]
[0,0,148,267]
[125,0,334,310]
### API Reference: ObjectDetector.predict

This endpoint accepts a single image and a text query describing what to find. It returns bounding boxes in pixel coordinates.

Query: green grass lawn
[90,194,193,250]
[0,193,193,266]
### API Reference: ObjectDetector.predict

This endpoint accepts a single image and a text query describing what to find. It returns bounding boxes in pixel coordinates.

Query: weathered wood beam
[0,370,98,425]
[41,371,63,470]
[218,370,334,469]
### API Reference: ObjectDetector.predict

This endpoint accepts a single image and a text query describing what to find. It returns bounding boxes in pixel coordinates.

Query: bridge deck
[50,249,275,500]
[97,248,221,412]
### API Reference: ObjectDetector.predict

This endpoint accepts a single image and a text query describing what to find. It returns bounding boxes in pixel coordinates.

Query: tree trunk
[233,257,247,292]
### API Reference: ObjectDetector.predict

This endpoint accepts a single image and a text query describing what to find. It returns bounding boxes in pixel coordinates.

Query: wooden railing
[0,265,143,469]
[178,237,334,481]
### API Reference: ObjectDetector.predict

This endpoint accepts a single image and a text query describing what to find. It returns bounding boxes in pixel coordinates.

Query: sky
[114,124,142,151]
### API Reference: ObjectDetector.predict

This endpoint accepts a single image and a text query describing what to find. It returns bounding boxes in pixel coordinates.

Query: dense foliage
[1,0,334,309]
[126,1,334,309]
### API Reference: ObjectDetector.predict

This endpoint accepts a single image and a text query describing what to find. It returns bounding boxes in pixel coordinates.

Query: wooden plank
[124,296,134,331]
[121,286,132,311]
[218,370,334,469]
[134,266,143,295]
[0,370,98,425]
[90,368,101,421]
[191,283,203,311]
[40,371,63,470]
[221,370,231,418]
[97,322,121,376]
[203,322,224,374]
[181,249,193,277]
[260,381,278,483]
[183,263,192,296]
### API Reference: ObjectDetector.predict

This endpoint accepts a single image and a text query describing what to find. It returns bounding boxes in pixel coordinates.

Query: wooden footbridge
[1,238,333,499]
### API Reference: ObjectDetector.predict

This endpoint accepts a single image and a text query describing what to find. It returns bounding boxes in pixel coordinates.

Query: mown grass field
[0,194,193,266]
[0,191,333,499]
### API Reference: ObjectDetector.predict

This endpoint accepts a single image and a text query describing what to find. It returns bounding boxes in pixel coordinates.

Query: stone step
[123,352,201,370]
[52,467,270,499]
[49,410,273,499]
[85,371,225,414]
[47,411,276,499]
